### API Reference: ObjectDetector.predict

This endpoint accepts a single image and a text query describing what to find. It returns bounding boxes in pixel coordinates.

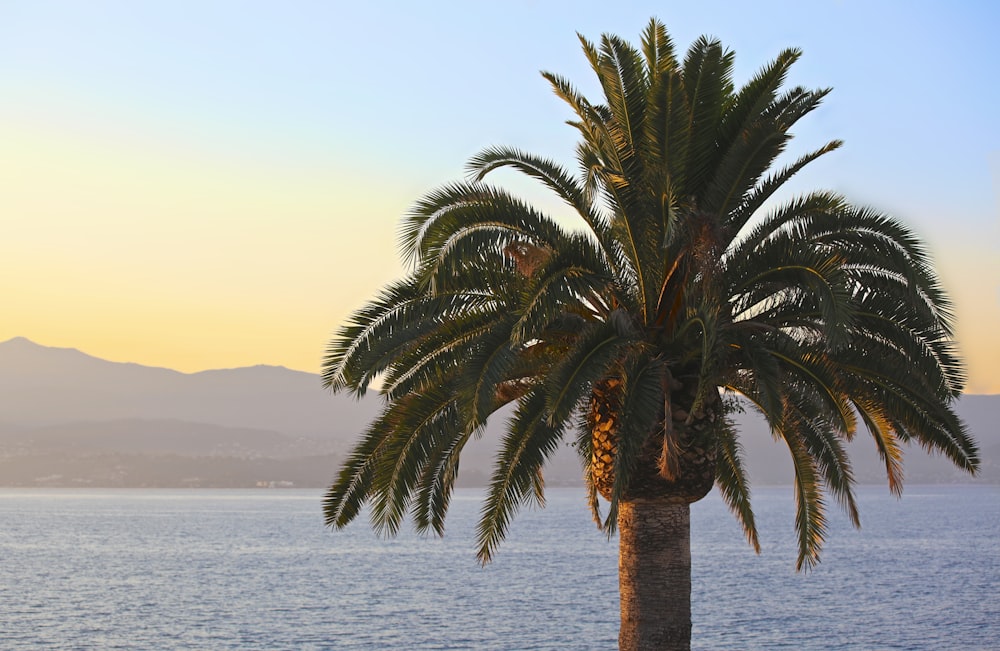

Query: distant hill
[0,337,374,487]
[0,336,369,435]
[0,337,583,488]
[732,395,1000,485]
[0,337,996,488]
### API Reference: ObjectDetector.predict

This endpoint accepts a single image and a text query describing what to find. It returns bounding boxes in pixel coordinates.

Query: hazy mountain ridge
[0,336,375,435]
[2,418,328,458]
[0,337,374,487]
[0,337,996,488]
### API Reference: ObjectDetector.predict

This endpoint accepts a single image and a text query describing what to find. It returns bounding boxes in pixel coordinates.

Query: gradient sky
[2,1,998,392]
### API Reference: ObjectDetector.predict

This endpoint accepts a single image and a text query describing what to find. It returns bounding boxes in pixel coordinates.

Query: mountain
[0,337,582,487]
[731,396,1000,485]
[0,337,996,488]
[0,337,372,487]
[0,336,369,435]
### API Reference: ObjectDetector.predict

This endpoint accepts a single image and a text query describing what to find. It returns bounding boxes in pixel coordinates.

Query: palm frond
[780,412,827,571]
[376,300,506,401]
[785,398,859,526]
[459,315,521,426]
[702,48,803,216]
[837,351,979,473]
[640,18,677,77]
[323,402,404,528]
[542,69,616,164]
[368,386,467,537]
[726,140,842,233]
[680,35,734,195]
[605,352,668,532]
[412,424,468,536]
[511,236,612,343]
[713,414,760,552]
[854,399,906,495]
[402,182,564,271]
[476,389,566,563]
[466,145,610,241]
[543,312,636,426]
[322,277,422,394]
[595,33,648,168]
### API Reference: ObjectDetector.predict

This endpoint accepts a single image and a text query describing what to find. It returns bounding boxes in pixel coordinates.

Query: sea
[0,485,996,650]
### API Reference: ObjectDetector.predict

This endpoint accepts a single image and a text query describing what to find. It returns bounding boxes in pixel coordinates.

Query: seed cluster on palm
[321,18,978,651]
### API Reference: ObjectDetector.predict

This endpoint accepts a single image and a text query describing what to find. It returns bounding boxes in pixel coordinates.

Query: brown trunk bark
[618,499,691,651]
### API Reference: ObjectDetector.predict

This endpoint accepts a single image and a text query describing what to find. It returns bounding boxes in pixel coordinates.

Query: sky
[2,1,998,392]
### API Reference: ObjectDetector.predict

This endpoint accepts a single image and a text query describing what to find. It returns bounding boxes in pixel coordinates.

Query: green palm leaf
[477,389,566,563]
[322,20,978,648]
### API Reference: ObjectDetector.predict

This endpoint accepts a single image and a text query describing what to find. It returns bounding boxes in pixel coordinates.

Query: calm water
[0,485,996,650]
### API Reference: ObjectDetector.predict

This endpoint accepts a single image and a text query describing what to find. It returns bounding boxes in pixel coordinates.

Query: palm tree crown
[321,18,978,573]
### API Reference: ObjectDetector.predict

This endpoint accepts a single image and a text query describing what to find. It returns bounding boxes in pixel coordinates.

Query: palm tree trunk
[618,498,691,651]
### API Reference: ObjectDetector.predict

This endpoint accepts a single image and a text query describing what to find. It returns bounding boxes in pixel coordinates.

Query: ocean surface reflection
[0,485,996,650]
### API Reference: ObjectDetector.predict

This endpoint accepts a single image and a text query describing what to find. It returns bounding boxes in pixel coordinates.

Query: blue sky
[2,0,998,390]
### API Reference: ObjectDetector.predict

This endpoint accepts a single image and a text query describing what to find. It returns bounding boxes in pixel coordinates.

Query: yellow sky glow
[0,2,1000,393]
[2,123,405,374]
[4,124,1000,392]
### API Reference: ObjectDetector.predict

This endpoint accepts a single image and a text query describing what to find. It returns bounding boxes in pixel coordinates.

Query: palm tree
[321,18,979,651]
